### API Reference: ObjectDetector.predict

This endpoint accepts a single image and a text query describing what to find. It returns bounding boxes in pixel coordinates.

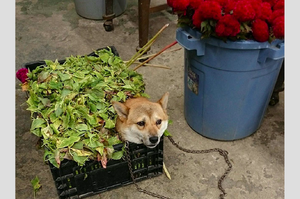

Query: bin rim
[176,27,284,50]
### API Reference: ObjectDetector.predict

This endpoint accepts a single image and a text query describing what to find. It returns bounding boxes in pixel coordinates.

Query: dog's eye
[137,121,145,126]
[156,119,162,125]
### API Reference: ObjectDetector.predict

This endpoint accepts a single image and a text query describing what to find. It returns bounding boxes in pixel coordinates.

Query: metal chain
[125,136,232,199]
[125,141,171,199]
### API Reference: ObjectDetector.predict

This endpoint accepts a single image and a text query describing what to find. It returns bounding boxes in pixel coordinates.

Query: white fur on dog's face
[112,92,169,148]
[122,119,168,148]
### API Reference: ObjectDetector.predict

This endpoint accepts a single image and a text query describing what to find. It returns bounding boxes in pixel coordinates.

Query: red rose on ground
[252,19,269,42]
[233,1,256,22]
[272,15,284,38]
[215,14,241,37]
[16,68,29,83]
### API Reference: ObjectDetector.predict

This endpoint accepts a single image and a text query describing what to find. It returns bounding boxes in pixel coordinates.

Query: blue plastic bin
[176,27,284,141]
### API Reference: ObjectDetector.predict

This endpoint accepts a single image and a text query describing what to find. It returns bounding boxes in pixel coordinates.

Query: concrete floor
[15,0,284,199]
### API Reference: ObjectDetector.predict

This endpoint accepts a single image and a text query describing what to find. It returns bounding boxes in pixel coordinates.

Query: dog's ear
[157,92,169,111]
[112,101,129,122]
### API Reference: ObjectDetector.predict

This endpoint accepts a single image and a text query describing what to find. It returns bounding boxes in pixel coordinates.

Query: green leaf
[31,128,42,137]
[58,72,71,81]
[88,102,97,113]
[111,151,124,160]
[87,139,104,148]
[87,93,99,102]
[56,136,81,149]
[72,153,89,166]
[50,123,60,134]
[31,176,42,199]
[164,130,172,137]
[55,104,63,117]
[44,60,54,66]
[43,149,54,162]
[61,89,71,98]
[104,119,115,129]
[41,126,53,139]
[73,141,84,150]
[75,124,88,131]
[86,115,98,126]
[96,146,104,155]
[117,91,126,102]
[31,118,46,131]
[73,71,85,79]
[38,71,50,83]
[100,53,110,63]
[107,136,122,146]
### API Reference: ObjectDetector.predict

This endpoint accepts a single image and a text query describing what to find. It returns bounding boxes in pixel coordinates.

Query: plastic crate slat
[59,188,77,197]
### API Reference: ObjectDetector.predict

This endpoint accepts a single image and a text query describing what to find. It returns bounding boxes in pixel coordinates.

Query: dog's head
[112,92,169,148]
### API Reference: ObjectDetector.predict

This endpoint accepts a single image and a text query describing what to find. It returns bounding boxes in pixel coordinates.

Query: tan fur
[112,92,169,148]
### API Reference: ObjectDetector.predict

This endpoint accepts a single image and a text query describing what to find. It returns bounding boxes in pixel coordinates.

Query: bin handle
[258,42,284,64]
[176,28,206,56]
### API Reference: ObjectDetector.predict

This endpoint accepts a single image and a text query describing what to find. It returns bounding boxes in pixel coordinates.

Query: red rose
[252,19,269,42]
[270,9,284,24]
[215,14,241,37]
[223,0,237,14]
[206,0,228,7]
[273,0,284,10]
[272,15,284,38]
[192,7,204,28]
[189,0,204,10]
[233,1,256,22]
[244,0,263,11]
[262,0,277,7]
[197,1,222,20]
[16,68,29,83]
[256,2,272,21]
[167,0,190,11]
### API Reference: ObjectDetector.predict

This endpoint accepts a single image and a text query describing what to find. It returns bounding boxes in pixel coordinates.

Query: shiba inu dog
[112,92,169,148]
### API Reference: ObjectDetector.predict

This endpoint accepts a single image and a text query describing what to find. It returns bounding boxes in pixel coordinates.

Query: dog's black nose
[149,136,159,144]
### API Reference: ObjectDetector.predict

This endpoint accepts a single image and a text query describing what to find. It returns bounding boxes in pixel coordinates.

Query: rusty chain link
[125,136,232,199]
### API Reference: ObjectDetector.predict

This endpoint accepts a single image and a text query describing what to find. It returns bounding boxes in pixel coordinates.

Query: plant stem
[132,62,171,69]
[126,24,170,68]
[133,41,178,71]
[136,47,182,61]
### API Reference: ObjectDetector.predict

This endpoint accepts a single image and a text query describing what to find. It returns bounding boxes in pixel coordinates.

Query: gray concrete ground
[15,0,284,199]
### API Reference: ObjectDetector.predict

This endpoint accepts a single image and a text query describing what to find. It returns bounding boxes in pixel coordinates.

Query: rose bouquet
[167,0,284,42]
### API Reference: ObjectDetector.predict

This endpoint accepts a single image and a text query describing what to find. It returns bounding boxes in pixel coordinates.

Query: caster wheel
[103,21,114,32]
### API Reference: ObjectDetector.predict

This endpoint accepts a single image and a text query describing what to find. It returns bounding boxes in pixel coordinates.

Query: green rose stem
[126,23,170,68]
[135,47,181,61]
[132,62,171,69]
[133,40,178,71]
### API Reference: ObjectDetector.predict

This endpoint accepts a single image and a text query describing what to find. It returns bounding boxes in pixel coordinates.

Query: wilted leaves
[25,48,147,168]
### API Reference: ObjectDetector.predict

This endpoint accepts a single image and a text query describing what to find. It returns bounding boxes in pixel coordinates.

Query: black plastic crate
[49,139,164,199]
[23,46,164,199]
